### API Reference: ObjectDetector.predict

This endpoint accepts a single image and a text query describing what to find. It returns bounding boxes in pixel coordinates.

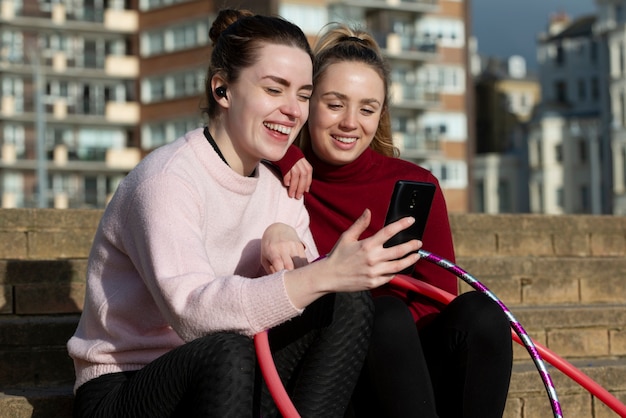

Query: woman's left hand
[261,223,309,273]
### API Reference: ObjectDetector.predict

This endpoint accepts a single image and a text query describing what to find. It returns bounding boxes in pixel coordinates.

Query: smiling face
[308,61,385,166]
[214,43,313,176]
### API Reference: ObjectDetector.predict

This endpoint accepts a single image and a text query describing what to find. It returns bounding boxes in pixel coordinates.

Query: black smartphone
[383,180,436,274]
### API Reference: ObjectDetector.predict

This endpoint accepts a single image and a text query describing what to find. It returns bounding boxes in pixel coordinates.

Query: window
[421,160,467,188]
[279,4,328,35]
[4,124,25,157]
[475,180,485,212]
[556,44,565,66]
[579,140,587,163]
[578,79,586,101]
[555,144,563,163]
[556,187,564,208]
[141,21,210,57]
[621,91,626,128]
[143,68,204,103]
[580,185,590,212]
[498,180,511,212]
[555,81,567,103]
[2,30,23,62]
[591,41,598,63]
[591,77,599,101]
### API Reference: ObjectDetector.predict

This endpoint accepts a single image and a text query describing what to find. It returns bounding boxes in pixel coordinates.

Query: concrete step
[504,357,626,418]
[508,304,626,361]
[0,315,78,387]
[455,256,626,307]
[0,386,73,418]
[1,360,624,418]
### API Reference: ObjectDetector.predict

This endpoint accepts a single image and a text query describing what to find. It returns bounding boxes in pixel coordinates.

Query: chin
[263,147,290,162]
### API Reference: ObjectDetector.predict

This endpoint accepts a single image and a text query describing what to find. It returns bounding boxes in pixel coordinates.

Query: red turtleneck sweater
[275,145,458,326]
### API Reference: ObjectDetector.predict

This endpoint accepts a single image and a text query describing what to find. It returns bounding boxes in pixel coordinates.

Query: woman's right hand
[322,209,421,291]
[283,157,312,199]
[283,209,421,308]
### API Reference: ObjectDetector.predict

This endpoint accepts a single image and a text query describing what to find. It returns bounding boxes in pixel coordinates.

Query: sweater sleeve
[271,144,306,178]
[118,174,302,340]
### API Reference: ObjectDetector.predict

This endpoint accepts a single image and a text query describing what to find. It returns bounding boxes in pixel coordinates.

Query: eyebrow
[322,91,382,106]
[264,75,313,91]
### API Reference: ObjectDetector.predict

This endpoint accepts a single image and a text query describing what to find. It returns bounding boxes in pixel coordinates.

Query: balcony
[330,0,438,14]
[5,96,138,126]
[393,131,441,158]
[3,2,137,34]
[390,82,440,109]
[380,32,438,61]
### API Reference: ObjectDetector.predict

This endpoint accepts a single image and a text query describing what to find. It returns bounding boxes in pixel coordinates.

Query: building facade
[0,0,141,208]
[0,0,471,212]
[595,0,626,215]
[529,13,611,214]
[472,55,539,213]
[331,0,471,212]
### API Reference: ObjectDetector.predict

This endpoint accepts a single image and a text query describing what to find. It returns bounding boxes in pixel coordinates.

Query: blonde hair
[298,23,399,157]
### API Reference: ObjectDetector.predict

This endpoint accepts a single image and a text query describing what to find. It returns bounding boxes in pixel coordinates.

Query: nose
[281,95,304,119]
[339,109,358,130]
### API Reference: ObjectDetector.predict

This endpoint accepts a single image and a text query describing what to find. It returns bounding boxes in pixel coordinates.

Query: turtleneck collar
[304,144,379,183]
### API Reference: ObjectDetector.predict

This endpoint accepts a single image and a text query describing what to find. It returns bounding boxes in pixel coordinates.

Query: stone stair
[0,210,625,417]
[451,214,626,417]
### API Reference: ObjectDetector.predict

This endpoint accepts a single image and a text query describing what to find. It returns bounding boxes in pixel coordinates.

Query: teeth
[264,123,292,135]
[334,136,357,144]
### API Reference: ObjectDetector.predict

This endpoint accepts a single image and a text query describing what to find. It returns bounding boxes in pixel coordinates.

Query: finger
[283,255,295,271]
[295,176,308,199]
[288,179,299,199]
[284,171,292,188]
[375,216,416,245]
[383,239,422,261]
[268,255,286,273]
[341,209,372,242]
[376,252,421,279]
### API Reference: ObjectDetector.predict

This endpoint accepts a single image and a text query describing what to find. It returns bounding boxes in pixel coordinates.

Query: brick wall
[0,209,625,418]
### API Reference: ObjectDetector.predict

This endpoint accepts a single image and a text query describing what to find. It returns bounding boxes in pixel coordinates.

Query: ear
[211,75,230,107]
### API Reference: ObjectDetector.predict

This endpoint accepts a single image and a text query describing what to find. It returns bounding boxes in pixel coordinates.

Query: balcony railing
[372,31,439,57]
[394,132,441,157]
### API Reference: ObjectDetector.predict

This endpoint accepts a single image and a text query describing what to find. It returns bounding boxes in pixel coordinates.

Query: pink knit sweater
[67,128,318,391]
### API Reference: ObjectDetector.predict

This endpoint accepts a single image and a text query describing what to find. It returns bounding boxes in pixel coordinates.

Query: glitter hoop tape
[254,249,626,417]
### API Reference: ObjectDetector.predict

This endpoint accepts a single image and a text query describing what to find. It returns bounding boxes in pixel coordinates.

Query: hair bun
[209,9,254,47]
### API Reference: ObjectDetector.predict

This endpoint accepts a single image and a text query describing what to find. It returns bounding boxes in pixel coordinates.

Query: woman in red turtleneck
[272,23,513,418]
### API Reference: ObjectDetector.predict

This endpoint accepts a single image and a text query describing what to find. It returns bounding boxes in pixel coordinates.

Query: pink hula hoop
[254,256,626,417]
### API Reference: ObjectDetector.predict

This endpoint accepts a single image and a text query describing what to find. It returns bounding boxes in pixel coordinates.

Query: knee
[192,332,255,371]
[454,292,511,346]
[335,291,374,323]
[372,296,415,339]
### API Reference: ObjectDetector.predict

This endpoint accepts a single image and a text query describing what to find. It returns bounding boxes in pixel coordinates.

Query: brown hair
[202,9,313,119]
[298,23,399,157]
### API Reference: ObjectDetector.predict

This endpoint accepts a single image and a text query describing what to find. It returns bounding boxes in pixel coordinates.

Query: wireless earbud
[215,86,227,98]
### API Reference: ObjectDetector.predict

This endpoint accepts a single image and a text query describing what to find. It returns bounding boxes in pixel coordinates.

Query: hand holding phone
[383,180,436,274]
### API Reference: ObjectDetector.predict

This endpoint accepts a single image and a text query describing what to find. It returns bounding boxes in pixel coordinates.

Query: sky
[471,0,597,70]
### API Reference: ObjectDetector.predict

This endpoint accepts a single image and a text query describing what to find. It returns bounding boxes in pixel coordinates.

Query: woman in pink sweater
[275,24,513,417]
[68,10,422,418]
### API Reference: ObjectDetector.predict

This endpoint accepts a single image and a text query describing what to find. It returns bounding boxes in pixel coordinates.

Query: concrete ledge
[0,387,74,418]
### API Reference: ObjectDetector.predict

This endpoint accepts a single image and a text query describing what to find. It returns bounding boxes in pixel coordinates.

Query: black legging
[73,291,373,418]
[350,291,512,418]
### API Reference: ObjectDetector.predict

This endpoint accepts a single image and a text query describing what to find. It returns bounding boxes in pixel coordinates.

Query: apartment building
[529,12,611,214]
[325,0,471,212]
[595,0,626,215]
[0,0,470,212]
[472,55,539,213]
[0,0,141,208]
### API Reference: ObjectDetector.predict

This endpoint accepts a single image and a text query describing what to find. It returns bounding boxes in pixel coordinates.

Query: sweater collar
[305,145,378,183]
